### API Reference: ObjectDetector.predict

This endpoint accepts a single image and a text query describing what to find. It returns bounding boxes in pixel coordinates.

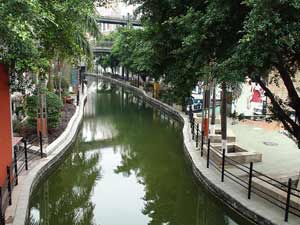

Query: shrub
[25,91,63,128]
[53,75,69,90]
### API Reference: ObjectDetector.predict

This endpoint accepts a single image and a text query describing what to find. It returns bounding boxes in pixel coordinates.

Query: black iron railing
[89,73,300,223]
[0,138,43,225]
[188,116,300,222]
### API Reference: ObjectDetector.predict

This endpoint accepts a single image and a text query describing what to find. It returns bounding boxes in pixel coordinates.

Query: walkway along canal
[27,82,253,225]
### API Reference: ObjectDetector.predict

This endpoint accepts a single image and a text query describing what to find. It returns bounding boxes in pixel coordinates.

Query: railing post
[24,140,28,170]
[196,124,199,148]
[207,139,211,168]
[201,130,204,157]
[248,162,253,199]
[221,149,225,182]
[39,131,43,158]
[192,118,195,140]
[0,187,4,225]
[189,105,192,122]
[284,178,292,222]
[13,148,18,186]
[76,89,80,106]
[6,166,11,206]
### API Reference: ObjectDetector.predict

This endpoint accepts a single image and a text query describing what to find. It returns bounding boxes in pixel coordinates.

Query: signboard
[235,81,266,116]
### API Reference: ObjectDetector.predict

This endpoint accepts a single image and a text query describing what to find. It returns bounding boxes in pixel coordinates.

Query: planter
[208,143,262,165]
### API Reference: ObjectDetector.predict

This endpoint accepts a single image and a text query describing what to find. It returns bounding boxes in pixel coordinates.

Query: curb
[89,73,290,225]
[10,91,87,225]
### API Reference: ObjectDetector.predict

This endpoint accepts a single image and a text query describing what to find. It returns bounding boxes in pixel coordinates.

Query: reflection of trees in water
[28,135,102,225]
[29,87,244,225]
[102,90,231,225]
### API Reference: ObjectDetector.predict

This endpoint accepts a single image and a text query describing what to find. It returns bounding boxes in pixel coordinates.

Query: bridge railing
[90,40,113,49]
[97,16,140,22]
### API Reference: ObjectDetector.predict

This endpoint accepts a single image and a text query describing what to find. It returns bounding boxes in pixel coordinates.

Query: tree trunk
[211,81,216,134]
[221,82,227,153]
[255,76,300,147]
[59,70,62,100]
[47,61,54,92]
[204,85,211,139]
[57,59,63,100]
[201,84,206,133]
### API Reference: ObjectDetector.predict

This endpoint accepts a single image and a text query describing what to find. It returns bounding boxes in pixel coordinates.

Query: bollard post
[24,140,28,170]
[221,149,225,182]
[248,162,253,199]
[6,166,11,205]
[13,148,18,186]
[201,130,204,157]
[284,178,292,222]
[0,187,5,225]
[189,105,192,122]
[77,89,80,106]
[192,118,195,140]
[196,124,199,148]
[39,131,43,158]
[207,139,211,168]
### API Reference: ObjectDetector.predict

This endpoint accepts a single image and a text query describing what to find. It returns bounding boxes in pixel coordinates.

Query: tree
[217,0,300,146]
[0,0,105,91]
[114,0,300,145]
[25,90,63,128]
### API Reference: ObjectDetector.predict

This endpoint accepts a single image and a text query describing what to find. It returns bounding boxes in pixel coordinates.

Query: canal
[27,82,253,225]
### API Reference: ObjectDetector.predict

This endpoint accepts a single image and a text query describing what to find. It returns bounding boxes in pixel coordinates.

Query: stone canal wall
[9,73,292,225]
[90,73,287,225]
[10,89,88,225]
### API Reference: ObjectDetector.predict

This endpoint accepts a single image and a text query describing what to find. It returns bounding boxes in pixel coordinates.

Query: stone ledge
[9,89,88,225]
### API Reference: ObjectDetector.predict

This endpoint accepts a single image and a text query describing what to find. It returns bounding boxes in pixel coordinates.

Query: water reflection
[28,83,251,225]
[29,136,101,225]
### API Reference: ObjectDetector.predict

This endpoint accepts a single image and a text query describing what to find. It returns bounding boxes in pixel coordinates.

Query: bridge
[92,41,113,55]
[96,16,142,27]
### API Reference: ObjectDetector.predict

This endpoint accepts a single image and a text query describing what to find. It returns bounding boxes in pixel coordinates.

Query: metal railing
[188,111,300,222]
[89,73,300,223]
[0,137,44,225]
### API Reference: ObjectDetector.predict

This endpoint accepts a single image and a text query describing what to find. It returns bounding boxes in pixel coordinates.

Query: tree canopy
[0,0,105,90]
[107,0,300,145]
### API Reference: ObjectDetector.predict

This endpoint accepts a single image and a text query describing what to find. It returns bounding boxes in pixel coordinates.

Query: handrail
[88,72,300,223]
[0,138,43,222]
[184,78,300,222]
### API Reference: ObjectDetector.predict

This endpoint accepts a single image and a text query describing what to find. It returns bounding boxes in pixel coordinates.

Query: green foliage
[25,91,63,128]
[120,0,300,143]
[53,75,70,90]
[1,0,103,91]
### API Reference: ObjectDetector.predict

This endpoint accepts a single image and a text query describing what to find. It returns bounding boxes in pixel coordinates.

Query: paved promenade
[92,73,300,225]
[229,120,300,177]
[9,73,300,225]
[185,118,300,225]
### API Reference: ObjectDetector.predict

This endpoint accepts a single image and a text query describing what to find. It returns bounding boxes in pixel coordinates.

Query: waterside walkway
[88,73,300,225]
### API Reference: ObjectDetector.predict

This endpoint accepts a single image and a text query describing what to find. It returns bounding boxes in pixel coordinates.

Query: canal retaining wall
[9,73,294,225]
[9,89,88,225]
[90,73,293,225]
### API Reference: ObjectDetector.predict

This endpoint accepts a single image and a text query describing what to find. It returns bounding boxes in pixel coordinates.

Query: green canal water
[27,83,253,225]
